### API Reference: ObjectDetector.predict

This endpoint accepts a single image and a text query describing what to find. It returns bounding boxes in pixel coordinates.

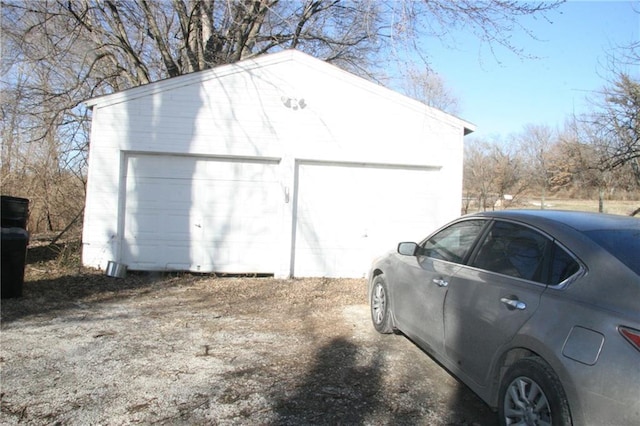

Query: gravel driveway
[1,261,497,425]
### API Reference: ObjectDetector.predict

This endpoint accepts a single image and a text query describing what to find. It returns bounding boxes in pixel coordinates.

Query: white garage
[82,50,474,278]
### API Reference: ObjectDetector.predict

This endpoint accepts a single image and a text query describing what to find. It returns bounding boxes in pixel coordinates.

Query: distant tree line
[463,50,640,214]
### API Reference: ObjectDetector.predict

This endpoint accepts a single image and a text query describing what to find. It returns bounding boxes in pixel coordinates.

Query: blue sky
[417,1,639,141]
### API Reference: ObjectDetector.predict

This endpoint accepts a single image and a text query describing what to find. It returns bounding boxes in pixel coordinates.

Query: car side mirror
[397,242,419,256]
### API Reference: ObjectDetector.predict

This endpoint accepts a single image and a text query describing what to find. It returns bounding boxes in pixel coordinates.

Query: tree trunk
[598,188,604,213]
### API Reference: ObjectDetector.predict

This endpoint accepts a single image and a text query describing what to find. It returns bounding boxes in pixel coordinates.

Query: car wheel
[499,357,572,426]
[370,274,393,334]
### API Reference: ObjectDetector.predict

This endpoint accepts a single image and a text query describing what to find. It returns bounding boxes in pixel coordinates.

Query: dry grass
[519,198,639,216]
[2,248,496,425]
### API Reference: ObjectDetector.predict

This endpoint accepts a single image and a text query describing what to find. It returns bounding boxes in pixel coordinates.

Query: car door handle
[500,297,526,310]
[432,278,448,287]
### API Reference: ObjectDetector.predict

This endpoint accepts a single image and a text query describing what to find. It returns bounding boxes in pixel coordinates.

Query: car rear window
[584,229,640,276]
[549,243,580,285]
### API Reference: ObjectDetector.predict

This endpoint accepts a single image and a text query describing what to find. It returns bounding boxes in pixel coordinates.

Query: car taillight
[619,326,640,352]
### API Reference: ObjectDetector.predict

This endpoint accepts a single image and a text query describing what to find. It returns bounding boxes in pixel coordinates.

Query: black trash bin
[1,196,30,229]
[1,228,29,299]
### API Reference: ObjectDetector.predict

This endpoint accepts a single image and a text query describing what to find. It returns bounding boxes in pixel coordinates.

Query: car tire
[370,274,394,334]
[499,357,572,426]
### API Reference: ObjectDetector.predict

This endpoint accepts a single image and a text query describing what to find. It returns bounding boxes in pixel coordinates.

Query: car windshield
[584,228,640,276]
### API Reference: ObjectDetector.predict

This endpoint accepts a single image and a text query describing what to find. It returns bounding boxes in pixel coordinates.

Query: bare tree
[575,13,640,181]
[464,140,495,212]
[491,141,527,203]
[563,28,640,213]
[401,67,460,114]
[518,124,558,209]
[1,0,562,231]
[463,138,526,212]
[568,114,638,212]
[580,73,640,184]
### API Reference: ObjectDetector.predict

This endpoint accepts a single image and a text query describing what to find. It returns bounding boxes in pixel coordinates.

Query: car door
[442,220,550,387]
[392,219,487,356]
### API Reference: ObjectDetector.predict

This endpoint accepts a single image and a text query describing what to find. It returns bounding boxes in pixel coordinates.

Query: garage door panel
[126,180,194,219]
[199,241,275,272]
[199,220,275,243]
[124,239,193,270]
[123,154,280,272]
[196,184,279,212]
[129,155,205,176]
[125,212,192,239]
[294,162,438,277]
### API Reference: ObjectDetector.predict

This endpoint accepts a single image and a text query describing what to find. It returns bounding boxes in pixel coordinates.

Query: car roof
[468,209,640,232]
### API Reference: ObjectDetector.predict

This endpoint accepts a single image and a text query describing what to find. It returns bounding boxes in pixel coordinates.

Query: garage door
[293,162,440,278]
[122,154,281,273]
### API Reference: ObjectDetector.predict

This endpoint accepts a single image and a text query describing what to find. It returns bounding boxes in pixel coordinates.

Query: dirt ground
[1,242,497,425]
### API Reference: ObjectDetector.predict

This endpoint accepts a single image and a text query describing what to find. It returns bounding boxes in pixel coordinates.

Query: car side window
[471,221,549,283]
[421,220,486,264]
[549,243,580,285]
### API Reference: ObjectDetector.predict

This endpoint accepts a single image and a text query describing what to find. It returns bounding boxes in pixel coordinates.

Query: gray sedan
[368,210,639,425]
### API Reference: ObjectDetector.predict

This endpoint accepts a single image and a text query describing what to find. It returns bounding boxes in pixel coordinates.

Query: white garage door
[122,154,281,273]
[293,162,441,278]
